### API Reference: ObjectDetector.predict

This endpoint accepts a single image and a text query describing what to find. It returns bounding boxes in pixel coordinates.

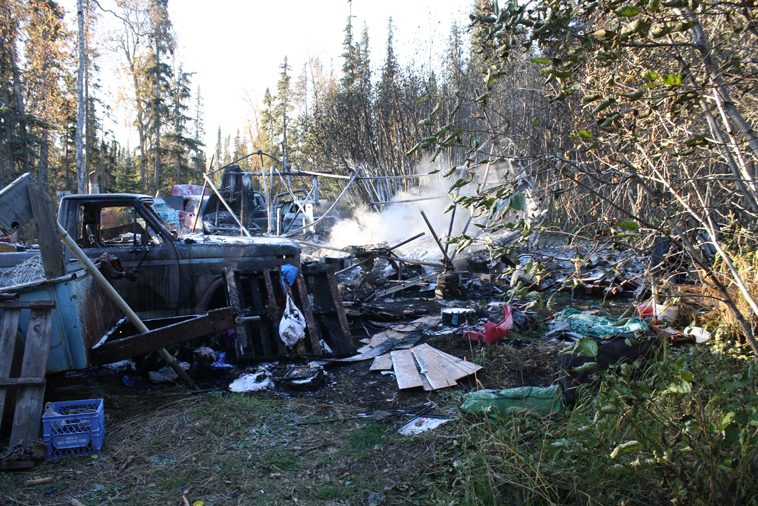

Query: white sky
[75,0,474,156]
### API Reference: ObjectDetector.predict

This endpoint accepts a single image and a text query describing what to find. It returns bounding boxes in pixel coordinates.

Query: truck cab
[58,193,300,319]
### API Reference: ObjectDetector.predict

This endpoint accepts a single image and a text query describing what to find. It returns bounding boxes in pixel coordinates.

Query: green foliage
[431,344,758,505]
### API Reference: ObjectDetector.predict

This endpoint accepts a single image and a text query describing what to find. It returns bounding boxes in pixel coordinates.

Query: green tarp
[553,308,648,338]
[460,385,566,417]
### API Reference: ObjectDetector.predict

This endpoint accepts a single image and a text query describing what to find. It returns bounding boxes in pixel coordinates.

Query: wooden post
[27,184,65,279]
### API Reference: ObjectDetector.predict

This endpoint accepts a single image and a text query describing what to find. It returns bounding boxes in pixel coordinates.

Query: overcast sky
[80,0,474,155]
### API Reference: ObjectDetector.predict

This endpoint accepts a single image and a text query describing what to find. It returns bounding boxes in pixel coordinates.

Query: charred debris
[0,164,715,468]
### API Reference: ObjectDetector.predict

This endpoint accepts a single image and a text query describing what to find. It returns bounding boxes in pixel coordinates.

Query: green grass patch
[345,421,387,455]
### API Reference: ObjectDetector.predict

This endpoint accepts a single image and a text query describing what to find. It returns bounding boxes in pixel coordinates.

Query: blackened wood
[245,276,274,357]
[295,273,322,354]
[89,308,239,366]
[224,268,252,360]
[263,270,289,356]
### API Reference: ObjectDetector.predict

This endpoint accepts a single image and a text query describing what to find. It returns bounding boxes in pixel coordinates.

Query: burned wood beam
[88,308,240,366]
[224,268,254,360]
[367,273,439,301]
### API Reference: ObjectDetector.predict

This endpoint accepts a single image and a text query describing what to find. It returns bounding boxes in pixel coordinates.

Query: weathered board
[390,350,423,390]
[369,353,393,371]
[411,344,457,390]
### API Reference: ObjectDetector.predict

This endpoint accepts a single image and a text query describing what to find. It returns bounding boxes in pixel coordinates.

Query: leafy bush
[436,343,758,505]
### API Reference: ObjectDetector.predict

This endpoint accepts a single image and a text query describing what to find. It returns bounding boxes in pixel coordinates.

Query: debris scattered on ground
[397,414,452,435]
[228,368,274,392]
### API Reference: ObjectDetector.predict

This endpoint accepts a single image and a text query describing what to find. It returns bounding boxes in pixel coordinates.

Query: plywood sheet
[412,344,457,390]
[368,330,407,348]
[369,353,393,371]
[434,348,483,378]
[391,350,423,390]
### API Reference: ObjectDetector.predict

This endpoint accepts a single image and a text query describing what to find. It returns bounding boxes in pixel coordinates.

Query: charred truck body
[58,193,300,319]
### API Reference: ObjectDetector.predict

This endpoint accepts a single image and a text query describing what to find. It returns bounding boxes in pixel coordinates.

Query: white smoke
[327,158,537,261]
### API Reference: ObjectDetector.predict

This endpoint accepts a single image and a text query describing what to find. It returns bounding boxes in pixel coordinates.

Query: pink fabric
[465,305,513,344]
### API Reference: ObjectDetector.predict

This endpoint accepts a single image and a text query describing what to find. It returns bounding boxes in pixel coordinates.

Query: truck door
[76,202,181,318]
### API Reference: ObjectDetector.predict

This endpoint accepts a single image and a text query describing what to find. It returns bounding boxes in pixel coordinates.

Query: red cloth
[465,305,513,344]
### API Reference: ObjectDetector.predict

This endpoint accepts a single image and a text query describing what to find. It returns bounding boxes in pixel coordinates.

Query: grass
[2,388,437,506]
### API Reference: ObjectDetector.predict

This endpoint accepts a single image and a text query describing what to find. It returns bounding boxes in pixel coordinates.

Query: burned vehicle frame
[58,193,300,319]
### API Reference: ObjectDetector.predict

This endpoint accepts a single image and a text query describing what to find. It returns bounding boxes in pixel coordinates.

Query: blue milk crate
[42,399,105,460]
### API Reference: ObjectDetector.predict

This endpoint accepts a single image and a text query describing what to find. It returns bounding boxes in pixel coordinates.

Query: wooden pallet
[223,266,355,360]
[0,300,56,470]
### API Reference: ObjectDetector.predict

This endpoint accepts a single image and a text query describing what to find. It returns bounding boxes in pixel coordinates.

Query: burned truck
[57,193,300,319]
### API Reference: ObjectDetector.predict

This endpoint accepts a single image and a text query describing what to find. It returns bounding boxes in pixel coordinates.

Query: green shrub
[436,343,758,505]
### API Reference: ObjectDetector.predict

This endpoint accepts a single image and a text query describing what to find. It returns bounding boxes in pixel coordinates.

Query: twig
[25,477,53,486]
[116,455,135,475]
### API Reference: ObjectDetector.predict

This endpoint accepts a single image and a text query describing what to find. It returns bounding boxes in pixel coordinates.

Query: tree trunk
[39,129,48,187]
[153,38,161,196]
[75,0,86,194]
[7,11,29,175]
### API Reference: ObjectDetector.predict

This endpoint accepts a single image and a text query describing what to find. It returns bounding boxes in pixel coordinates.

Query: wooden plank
[295,273,322,354]
[410,315,443,327]
[420,376,433,392]
[437,356,475,381]
[369,353,393,371]
[10,308,52,447]
[0,300,57,310]
[224,268,252,360]
[245,276,274,357]
[412,345,457,390]
[368,330,406,348]
[322,266,356,354]
[0,377,45,386]
[28,184,66,279]
[368,331,390,348]
[434,348,483,378]
[391,323,419,333]
[0,308,21,422]
[390,350,423,390]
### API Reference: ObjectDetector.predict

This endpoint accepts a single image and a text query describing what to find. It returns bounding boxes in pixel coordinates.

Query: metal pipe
[203,173,252,237]
[190,177,208,233]
[388,232,425,251]
[370,195,449,206]
[56,222,199,390]
[420,210,453,268]
[283,169,362,237]
[275,169,311,234]
[334,257,372,275]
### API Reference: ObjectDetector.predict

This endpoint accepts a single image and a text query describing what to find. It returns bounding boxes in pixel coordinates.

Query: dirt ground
[0,288,610,506]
